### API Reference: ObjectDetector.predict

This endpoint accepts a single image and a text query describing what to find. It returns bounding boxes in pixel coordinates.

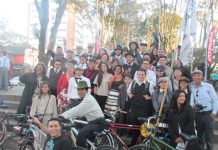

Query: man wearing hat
[129,41,142,65]
[123,52,140,79]
[62,80,106,148]
[191,70,218,150]
[113,45,125,65]
[68,66,91,108]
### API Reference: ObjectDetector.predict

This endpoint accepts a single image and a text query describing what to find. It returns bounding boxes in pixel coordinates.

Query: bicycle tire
[95,145,118,150]
[1,135,20,150]
[92,131,114,147]
[72,146,86,150]
[129,144,156,150]
[0,122,6,145]
[19,144,34,150]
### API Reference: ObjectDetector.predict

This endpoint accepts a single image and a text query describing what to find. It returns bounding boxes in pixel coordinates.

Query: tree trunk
[35,0,49,63]
[48,0,68,52]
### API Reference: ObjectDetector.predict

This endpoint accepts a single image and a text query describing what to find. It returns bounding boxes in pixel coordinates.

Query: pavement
[0,86,218,149]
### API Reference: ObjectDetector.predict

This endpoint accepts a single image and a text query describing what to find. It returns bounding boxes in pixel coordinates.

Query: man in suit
[113,45,125,66]
[123,52,140,79]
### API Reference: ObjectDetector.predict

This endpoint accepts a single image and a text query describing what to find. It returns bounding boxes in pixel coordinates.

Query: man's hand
[175,137,183,143]
[31,117,41,126]
[143,95,151,100]
[127,92,133,99]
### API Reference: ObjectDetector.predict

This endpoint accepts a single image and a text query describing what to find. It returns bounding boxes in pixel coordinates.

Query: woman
[108,59,119,75]
[30,81,57,125]
[104,65,124,115]
[179,77,191,104]
[94,62,113,110]
[168,90,195,149]
[101,53,110,63]
[57,63,74,112]
[17,62,48,114]
[150,46,158,66]
[172,68,182,92]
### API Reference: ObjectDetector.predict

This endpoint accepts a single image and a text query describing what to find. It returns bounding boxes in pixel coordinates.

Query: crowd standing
[14,42,218,150]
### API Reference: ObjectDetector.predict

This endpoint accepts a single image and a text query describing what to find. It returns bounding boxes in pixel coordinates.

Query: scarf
[109,74,122,89]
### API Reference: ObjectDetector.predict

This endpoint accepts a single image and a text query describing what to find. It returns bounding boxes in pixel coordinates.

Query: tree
[34,0,49,63]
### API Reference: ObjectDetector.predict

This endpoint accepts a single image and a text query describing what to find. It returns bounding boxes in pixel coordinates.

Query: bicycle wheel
[92,131,114,147]
[72,146,86,150]
[0,122,6,145]
[95,145,118,150]
[129,144,156,150]
[19,144,34,150]
[1,135,20,150]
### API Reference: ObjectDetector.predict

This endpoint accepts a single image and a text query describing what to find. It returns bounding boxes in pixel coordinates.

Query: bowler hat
[77,80,89,89]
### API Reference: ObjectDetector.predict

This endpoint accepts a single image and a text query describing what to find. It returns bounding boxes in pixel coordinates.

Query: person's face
[179,81,188,89]
[101,64,108,72]
[101,55,108,63]
[76,69,83,76]
[100,49,106,55]
[158,49,164,57]
[67,52,73,59]
[108,43,113,50]
[89,61,96,69]
[130,43,136,50]
[137,71,146,82]
[192,73,203,84]
[174,69,182,78]
[143,55,151,62]
[41,84,49,94]
[122,50,128,56]
[156,69,164,77]
[140,46,147,52]
[80,57,86,64]
[48,121,61,138]
[56,48,63,55]
[88,47,93,53]
[159,81,167,89]
[175,59,182,66]
[177,92,186,105]
[67,67,74,76]
[124,76,132,85]
[112,61,119,67]
[159,58,166,66]
[126,55,134,64]
[114,67,122,75]
[141,61,150,70]
[77,88,87,98]
[36,64,43,75]
[115,50,121,56]
[54,61,62,70]
[77,48,82,54]
[153,48,158,55]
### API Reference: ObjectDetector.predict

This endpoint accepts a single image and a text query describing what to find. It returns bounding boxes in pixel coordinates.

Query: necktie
[127,65,131,69]
[159,89,164,93]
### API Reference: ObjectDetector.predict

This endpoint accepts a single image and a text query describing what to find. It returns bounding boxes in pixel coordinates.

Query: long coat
[17,73,48,114]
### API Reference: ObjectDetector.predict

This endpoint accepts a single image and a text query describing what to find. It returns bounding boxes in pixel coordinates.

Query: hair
[38,81,51,99]
[150,47,158,64]
[34,62,47,76]
[159,56,167,60]
[114,65,123,75]
[122,47,129,52]
[56,46,62,50]
[112,59,119,65]
[48,118,62,126]
[54,59,62,64]
[129,42,139,51]
[97,62,109,87]
[170,90,188,113]
[101,53,109,61]
[143,59,150,64]
[66,62,74,69]
[137,68,146,75]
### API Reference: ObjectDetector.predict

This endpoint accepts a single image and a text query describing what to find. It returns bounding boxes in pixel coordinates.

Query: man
[0,50,10,91]
[74,45,83,62]
[75,54,87,70]
[129,41,142,65]
[174,58,192,80]
[113,45,125,65]
[158,56,170,76]
[106,42,114,56]
[62,80,107,148]
[86,43,94,60]
[32,118,72,150]
[68,66,91,107]
[123,52,140,79]
[157,48,165,58]
[47,59,63,97]
[83,58,98,95]
[134,59,156,86]
[127,69,154,145]
[191,70,218,150]
[64,49,77,66]
[47,46,65,66]
[139,43,147,56]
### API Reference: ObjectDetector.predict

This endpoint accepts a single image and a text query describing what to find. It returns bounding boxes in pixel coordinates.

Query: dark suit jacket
[118,85,128,110]
[123,63,140,79]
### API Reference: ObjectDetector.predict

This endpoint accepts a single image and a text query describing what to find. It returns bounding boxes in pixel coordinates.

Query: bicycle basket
[140,122,155,138]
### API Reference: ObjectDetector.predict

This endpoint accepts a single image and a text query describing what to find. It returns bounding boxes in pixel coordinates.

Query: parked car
[10,76,23,86]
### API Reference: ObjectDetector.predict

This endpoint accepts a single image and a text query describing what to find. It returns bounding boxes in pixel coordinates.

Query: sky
[0,0,29,35]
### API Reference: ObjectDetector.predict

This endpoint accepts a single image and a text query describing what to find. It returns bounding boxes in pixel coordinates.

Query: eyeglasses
[196,90,199,97]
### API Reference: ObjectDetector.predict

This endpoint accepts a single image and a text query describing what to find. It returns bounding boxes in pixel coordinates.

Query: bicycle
[61,118,116,150]
[1,114,46,150]
[0,103,9,146]
[129,115,199,150]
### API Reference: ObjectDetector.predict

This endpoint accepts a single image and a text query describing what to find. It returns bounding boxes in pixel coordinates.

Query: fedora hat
[77,80,89,89]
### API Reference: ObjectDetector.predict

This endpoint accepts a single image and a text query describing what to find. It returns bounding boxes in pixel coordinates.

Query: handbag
[39,95,51,123]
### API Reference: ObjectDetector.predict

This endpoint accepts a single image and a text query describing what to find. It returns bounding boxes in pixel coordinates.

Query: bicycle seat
[0,104,8,109]
[180,133,198,142]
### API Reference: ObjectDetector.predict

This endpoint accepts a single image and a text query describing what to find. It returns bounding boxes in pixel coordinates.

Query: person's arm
[168,111,178,141]
[32,118,49,134]
[209,84,218,116]
[19,73,33,84]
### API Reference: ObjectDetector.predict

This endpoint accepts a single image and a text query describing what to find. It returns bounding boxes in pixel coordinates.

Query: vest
[49,68,62,89]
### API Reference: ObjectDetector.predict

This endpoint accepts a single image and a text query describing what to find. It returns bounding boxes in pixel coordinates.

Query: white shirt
[68,76,91,100]
[134,69,157,86]
[0,56,10,70]
[46,67,62,78]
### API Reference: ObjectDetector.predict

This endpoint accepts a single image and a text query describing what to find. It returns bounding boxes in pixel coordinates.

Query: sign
[207,25,216,65]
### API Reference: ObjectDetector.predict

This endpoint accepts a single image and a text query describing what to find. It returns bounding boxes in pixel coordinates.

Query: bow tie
[76,77,82,80]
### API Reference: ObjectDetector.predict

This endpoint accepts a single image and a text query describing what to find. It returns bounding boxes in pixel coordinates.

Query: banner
[207,25,216,64]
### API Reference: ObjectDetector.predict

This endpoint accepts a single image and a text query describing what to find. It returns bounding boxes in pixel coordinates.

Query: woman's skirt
[104,89,120,115]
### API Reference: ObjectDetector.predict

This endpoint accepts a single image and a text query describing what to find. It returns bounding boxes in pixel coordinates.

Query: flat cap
[192,70,203,75]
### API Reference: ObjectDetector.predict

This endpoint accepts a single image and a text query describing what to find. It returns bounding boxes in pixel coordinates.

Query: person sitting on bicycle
[32,117,72,150]
[61,80,108,148]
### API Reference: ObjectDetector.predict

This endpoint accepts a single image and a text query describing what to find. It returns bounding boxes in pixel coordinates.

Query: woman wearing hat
[179,77,191,104]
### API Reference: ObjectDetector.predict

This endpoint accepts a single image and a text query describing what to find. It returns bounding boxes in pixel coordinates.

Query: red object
[57,74,70,95]
[207,25,216,65]
[95,34,100,54]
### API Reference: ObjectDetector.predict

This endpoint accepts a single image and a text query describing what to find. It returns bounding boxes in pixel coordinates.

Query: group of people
[16,42,218,150]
